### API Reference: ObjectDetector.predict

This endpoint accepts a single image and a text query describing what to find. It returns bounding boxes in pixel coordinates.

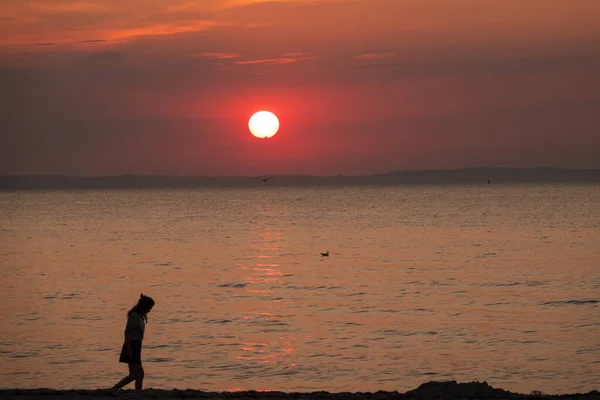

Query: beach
[1,382,599,400]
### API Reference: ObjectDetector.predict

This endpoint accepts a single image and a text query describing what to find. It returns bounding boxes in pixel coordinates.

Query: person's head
[128,293,155,321]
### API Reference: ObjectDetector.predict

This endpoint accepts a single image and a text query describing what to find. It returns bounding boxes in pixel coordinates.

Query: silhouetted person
[113,294,155,391]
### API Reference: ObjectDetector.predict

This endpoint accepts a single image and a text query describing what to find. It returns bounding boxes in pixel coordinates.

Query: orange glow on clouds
[1,0,600,175]
[108,21,221,41]
[236,55,318,65]
[197,52,241,59]
[1,0,599,47]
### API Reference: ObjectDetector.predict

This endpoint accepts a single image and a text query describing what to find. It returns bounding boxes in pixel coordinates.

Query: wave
[478,281,545,287]
[217,283,248,288]
[541,299,599,306]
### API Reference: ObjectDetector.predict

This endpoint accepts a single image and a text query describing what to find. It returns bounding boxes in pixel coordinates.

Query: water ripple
[541,299,599,306]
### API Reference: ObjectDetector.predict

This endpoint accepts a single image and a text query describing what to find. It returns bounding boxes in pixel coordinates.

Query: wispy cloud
[197,52,241,59]
[0,1,226,46]
[236,54,318,65]
[28,1,114,14]
[354,52,396,60]
[223,0,337,7]
[236,58,292,65]
[108,21,221,41]
[282,52,309,57]
[223,0,287,7]
[165,2,200,13]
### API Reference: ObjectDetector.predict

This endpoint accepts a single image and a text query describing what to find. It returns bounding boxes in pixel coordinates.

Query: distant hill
[1,168,599,190]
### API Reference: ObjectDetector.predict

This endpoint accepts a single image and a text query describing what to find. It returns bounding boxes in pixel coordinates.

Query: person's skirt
[119,340,142,364]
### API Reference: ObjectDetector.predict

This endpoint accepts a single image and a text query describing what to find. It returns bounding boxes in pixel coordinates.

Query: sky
[1,0,599,176]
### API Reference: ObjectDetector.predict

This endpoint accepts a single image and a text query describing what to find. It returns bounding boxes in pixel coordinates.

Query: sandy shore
[1,381,599,400]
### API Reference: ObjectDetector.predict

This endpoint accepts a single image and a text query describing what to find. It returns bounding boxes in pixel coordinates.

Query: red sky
[1,0,599,176]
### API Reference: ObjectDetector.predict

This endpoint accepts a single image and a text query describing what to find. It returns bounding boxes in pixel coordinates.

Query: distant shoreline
[1,168,600,190]
[1,381,599,399]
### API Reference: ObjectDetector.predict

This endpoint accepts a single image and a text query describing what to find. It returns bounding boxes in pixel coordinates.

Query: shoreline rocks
[1,381,599,400]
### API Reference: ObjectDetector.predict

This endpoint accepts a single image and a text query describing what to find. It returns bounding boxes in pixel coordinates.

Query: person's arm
[124,325,132,343]
[124,314,136,354]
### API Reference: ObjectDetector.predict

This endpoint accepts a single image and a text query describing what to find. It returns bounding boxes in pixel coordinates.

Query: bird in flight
[253,176,273,183]
[320,251,329,257]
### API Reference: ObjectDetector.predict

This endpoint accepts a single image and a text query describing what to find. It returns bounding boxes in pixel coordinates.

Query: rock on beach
[1,381,599,400]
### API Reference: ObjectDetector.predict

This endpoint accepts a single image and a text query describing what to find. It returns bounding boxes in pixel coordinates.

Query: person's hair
[128,293,155,322]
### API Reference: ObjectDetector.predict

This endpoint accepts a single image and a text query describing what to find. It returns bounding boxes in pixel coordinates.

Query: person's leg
[131,364,145,390]
[112,365,135,389]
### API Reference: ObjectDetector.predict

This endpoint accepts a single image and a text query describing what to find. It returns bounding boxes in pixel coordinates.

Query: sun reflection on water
[232,211,302,385]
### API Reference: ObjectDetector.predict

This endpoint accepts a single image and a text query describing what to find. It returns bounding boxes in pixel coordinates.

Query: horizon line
[2,166,600,179]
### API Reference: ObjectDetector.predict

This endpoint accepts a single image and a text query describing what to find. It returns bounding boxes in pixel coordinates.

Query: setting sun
[249,111,279,139]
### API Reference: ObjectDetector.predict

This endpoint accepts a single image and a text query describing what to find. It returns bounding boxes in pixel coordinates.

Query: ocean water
[1,184,599,394]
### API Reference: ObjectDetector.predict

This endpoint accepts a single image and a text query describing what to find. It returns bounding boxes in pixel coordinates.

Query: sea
[1,184,599,394]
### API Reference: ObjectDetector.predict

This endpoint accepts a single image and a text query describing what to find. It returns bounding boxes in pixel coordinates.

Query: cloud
[28,1,114,14]
[197,52,241,59]
[108,21,221,41]
[236,55,318,65]
[165,2,200,13]
[82,39,108,43]
[37,42,55,46]
[236,58,294,65]
[223,0,288,7]
[282,52,308,57]
[354,52,396,60]
[347,52,600,79]
[0,1,226,46]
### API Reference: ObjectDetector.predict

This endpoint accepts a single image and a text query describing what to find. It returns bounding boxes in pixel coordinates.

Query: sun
[249,111,279,138]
